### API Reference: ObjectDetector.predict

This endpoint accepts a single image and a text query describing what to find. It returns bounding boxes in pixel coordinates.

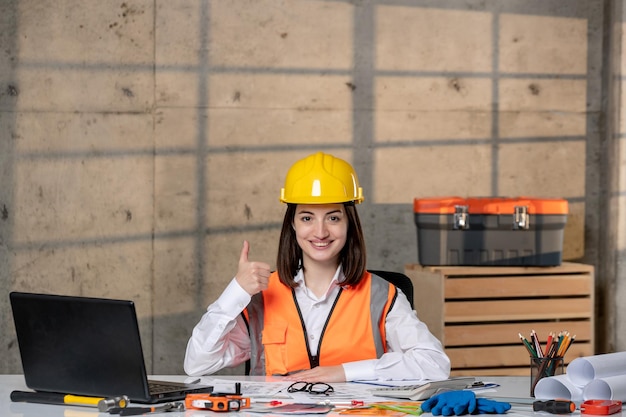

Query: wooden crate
[405,262,595,376]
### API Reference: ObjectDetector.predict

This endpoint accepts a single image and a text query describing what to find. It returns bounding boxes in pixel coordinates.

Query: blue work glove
[421,390,477,416]
[475,398,511,414]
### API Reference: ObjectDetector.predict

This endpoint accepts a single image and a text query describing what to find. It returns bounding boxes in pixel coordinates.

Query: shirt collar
[294,265,346,293]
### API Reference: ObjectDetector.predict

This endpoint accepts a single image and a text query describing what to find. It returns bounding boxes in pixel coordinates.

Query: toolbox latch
[454,205,469,230]
[513,206,530,230]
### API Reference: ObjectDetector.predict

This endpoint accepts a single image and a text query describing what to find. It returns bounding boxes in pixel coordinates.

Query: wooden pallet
[405,262,595,376]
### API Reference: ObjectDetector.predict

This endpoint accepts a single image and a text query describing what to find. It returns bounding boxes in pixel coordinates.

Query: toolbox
[413,197,568,266]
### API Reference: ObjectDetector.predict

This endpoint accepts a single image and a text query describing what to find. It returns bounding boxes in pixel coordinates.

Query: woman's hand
[235,240,271,295]
[283,365,346,383]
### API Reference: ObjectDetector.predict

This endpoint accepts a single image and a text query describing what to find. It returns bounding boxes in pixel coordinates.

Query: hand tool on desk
[184,382,251,412]
[185,393,250,411]
[110,401,184,415]
[98,396,131,412]
[533,400,576,414]
[580,400,622,415]
[10,390,129,411]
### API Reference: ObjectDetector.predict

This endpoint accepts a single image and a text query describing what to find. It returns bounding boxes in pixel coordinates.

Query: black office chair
[368,269,414,309]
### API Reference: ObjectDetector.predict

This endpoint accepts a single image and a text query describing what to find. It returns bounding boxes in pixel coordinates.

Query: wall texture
[0,0,623,375]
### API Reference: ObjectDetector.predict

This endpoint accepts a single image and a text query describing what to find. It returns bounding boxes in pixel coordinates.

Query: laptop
[10,291,213,403]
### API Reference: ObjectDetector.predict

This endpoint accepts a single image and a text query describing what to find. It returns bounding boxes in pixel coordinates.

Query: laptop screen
[10,292,153,400]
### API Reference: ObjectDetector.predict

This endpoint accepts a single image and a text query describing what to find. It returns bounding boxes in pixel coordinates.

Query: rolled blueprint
[534,374,584,402]
[583,375,626,401]
[567,352,626,386]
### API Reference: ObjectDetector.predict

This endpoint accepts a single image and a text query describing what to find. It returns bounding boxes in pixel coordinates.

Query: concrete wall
[0,0,622,375]
[615,0,626,352]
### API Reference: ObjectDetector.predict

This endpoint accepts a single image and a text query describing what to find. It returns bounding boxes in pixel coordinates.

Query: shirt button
[309,335,315,340]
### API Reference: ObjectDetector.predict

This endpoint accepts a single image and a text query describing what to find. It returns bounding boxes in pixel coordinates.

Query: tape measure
[185,393,250,412]
[581,400,622,415]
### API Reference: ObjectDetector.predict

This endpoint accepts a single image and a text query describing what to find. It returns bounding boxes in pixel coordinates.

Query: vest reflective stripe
[370,276,394,357]
[244,292,265,376]
[244,271,396,376]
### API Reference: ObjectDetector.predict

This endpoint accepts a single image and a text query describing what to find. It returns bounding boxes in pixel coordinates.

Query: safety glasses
[287,381,334,396]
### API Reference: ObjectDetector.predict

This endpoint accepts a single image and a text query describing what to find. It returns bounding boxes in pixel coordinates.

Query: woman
[184,152,450,382]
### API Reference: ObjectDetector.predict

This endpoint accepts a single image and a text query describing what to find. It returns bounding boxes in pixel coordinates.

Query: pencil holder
[530,356,564,397]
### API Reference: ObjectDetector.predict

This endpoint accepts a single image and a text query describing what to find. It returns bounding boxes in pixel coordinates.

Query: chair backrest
[368,270,414,309]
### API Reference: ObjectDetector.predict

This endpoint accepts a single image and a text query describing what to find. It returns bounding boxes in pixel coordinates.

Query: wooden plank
[446,343,592,368]
[445,298,592,322]
[444,320,592,346]
[445,275,592,299]
[405,267,445,341]
[411,262,594,278]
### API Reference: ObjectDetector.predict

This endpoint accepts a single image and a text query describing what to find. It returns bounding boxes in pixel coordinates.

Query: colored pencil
[544,332,553,357]
[531,330,543,358]
[519,330,575,360]
[519,333,537,357]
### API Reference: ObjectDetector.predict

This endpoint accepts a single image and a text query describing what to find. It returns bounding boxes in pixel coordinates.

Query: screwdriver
[533,400,576,414]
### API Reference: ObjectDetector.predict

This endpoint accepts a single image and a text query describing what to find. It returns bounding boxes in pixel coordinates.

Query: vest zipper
[291,287,344,369]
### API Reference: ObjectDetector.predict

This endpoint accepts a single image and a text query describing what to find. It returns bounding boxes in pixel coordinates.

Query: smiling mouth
[312,241,331,248]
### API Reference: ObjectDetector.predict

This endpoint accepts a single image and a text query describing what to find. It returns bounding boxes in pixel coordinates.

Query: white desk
[0,375,611,417]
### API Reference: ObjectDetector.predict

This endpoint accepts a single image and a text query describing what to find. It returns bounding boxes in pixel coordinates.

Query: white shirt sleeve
[342,289,451,382]
[183,278,253,376]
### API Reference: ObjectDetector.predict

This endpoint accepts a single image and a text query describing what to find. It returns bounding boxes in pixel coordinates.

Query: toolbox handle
[513,206,530,230]
[454,205,469,230]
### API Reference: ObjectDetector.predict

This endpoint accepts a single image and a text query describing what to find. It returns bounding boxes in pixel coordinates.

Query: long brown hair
[276,203,367,287]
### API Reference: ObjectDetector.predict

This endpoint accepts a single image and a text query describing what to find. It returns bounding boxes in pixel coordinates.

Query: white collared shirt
[292,266,343,357]
[184,267,451,381]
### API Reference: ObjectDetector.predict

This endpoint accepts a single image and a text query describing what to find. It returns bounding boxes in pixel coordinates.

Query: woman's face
[293,204,348,268]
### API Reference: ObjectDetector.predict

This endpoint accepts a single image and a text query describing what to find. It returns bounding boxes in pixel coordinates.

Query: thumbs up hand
[235,240,271,295]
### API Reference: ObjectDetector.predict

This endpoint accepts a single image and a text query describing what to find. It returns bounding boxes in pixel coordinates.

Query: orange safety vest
[243,271,397,376]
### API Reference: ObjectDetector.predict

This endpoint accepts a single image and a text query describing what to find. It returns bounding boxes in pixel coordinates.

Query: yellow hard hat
[280,152,364,204]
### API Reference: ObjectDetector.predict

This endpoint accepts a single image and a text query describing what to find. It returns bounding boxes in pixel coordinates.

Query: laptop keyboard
[149,381,182,394]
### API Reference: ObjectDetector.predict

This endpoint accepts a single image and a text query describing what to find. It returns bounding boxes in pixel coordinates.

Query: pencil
[567,335,576,354]
[544,332,553,357]
[561,334,576,356]
[557,332,571,357]
[519,333,537,357]
[531,330,543,358]
[547,338,559,358]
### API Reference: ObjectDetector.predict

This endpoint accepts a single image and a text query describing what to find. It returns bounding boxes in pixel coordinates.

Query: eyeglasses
[287,381,334,396]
